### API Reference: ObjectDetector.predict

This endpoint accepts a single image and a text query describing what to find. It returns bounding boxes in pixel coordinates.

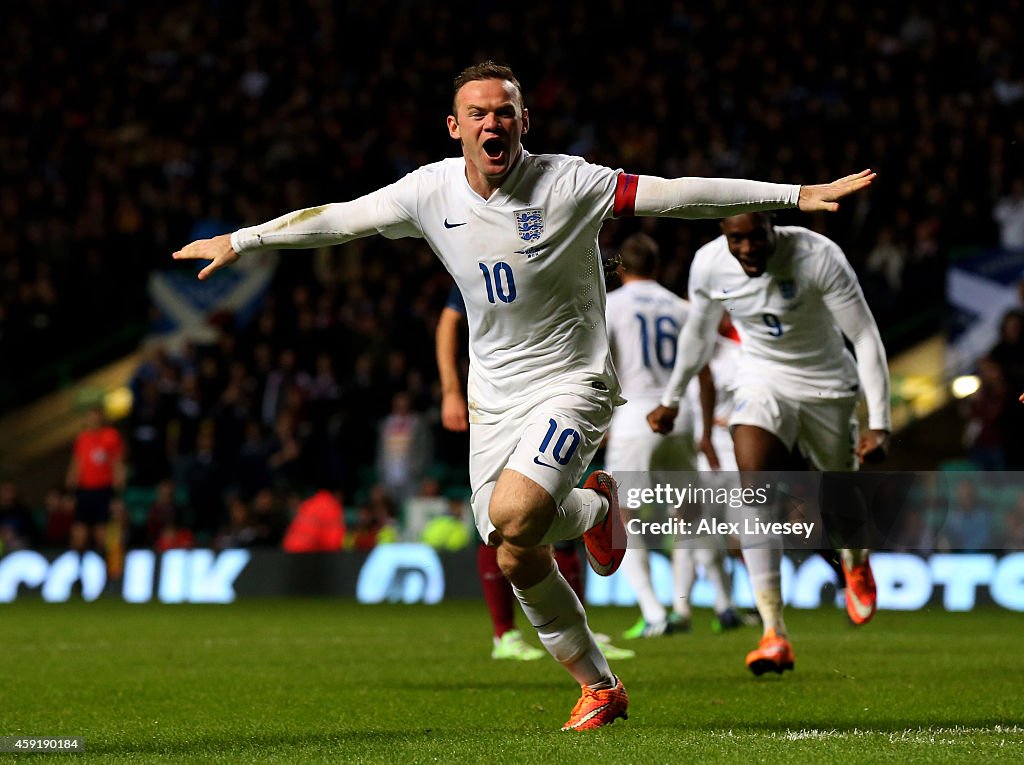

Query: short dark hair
[721,211,774,227]
[619,232,660,277]
[453,61,524,114]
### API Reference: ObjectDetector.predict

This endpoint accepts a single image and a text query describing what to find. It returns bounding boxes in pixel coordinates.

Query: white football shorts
[605,429,698,474]
[469,390,613,543]
[729,383,858,472]
[604,427,698,506]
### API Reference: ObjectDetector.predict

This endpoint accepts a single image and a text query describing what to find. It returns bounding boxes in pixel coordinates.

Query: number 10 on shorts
[538,418,581,466]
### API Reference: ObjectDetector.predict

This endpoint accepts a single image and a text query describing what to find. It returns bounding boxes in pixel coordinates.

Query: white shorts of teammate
[697,423,744,530]
[605,429,698,479]
[605,400,697,527]
[469,390,613,543]
[729,383,859,472]
[606,406,736,627]
[605,396,696,474]
[607,429,702,549]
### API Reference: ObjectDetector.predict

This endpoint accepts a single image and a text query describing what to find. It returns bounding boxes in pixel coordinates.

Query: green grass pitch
[1,600,1021,763]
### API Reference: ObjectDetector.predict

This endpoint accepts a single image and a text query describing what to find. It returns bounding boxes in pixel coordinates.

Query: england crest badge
[779,279,797,299]
[514,208,544,242]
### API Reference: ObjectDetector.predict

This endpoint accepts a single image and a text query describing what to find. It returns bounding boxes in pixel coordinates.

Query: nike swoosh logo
[533,455,559,470]
[514,244,549,257]
[848,592,874,621]
[444,218,467,229]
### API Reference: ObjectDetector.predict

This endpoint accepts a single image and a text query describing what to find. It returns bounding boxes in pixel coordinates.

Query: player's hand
[856,429,890,465]
[647,405,678,435]
[699,434,720,471]
[1019,391,1024,404]
[798,170,876,213]
[441,391,469,432]
[172,233,239,280]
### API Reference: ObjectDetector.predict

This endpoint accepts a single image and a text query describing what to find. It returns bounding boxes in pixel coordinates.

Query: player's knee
[491,509,545,548]
[496,540,555,588]
[489,484,555,548]
[495,544,528,581]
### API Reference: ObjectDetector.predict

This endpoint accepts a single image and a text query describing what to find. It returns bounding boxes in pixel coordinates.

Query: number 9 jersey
[687,226,871,405]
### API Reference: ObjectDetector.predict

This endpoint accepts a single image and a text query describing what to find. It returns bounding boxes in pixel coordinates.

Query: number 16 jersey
[606,279,695,439]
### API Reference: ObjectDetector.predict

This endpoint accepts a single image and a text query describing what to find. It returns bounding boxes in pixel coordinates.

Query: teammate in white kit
[604,233,738,638]
[691,313,752,629]
[173,61,875,728]
[648,212,891,676]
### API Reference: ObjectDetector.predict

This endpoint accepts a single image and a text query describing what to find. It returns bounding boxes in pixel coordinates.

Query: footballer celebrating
[648,212,891,676]
[175,62,874,729]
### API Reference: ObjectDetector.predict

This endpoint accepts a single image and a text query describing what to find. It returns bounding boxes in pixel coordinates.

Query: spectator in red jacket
[66,406,125,554]
[282,489,346,552]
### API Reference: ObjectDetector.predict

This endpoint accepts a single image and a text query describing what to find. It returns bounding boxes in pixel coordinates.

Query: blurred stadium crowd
[2,1,1024,554]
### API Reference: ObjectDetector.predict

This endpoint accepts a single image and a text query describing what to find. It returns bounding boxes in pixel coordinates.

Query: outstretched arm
[174,184,417,280]
[627,170,874,220]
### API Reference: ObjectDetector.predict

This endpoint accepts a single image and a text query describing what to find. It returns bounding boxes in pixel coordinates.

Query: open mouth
[738,256,766,275]
[482,137,505,161]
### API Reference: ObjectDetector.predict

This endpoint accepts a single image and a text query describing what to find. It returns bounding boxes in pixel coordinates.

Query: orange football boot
[745,629,795,675]
[581,471,625,576]
[842,556,877,625]
[561,676,629,731]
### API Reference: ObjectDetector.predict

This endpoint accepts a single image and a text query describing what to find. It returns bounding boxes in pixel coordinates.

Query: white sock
[743,544,786,636]
[839,548,869,569]
[620,545,666,624]
[512,564,612,687]
[671,547,695,618]
[696,546,733,613]
[538,488,608,545]
[753,586,787,637]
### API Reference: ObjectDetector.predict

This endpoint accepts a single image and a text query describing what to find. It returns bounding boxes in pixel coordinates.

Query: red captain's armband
[613,173,639,218]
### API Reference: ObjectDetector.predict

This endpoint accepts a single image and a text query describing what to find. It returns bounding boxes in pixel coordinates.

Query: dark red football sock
[554,543,585,602]
[477,543,515,637]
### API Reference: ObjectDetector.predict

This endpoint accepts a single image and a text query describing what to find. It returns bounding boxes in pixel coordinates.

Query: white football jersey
[231,151,812,425]
[606,279,695,438]
[372,151,623,422]
[688,226,864,399]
